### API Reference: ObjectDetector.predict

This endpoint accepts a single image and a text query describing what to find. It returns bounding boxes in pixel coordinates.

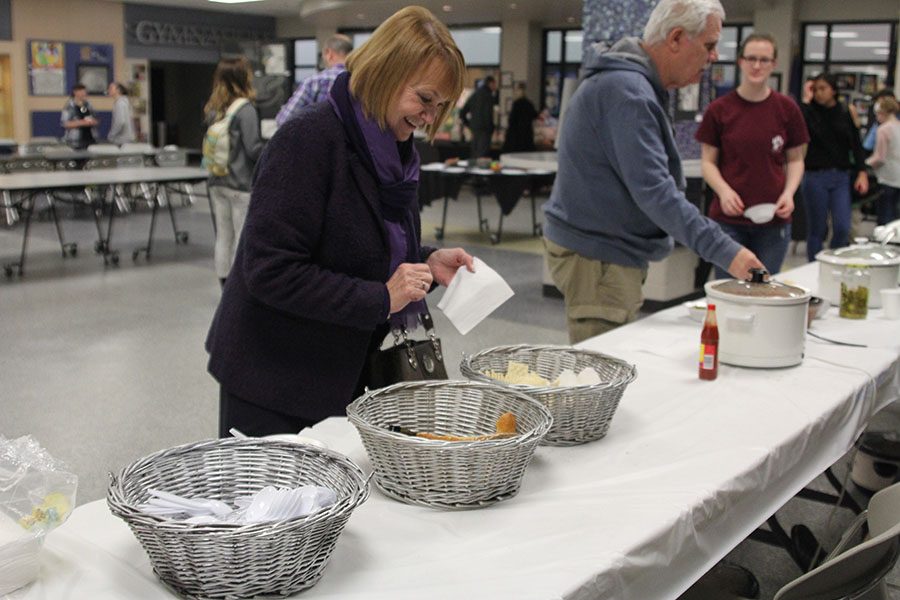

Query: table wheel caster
[479,219,490,233]
[64,243,78,257]
[132,249,141,261]
[490,233,500,245]
[434,227,444,240]
[4,265,14,278]
[108,251,120,266]
[93,240,107,254]
[176,231,189,244]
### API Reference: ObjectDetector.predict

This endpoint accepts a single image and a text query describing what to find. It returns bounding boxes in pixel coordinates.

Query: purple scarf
[328,71,424,330]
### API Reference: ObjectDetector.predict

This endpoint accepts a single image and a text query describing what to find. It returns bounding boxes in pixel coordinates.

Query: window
[542,29,582,118]
[293,39,317,87]
[710,24,753,98]
[448,26,501,66]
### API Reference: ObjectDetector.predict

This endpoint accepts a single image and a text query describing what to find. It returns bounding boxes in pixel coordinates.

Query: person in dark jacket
[206,6,474,438]
[501,82,539,153]
[800,72,869,261]
[460,75,498,158]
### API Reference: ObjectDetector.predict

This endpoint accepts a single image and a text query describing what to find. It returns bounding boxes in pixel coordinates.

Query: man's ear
[667,27,685,53]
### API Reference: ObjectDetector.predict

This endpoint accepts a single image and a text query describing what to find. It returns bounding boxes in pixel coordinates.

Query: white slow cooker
[705,270,810,368]
[816,243,900,309]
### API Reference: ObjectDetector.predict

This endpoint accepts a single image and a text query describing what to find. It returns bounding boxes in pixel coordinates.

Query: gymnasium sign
[126,21,271,48]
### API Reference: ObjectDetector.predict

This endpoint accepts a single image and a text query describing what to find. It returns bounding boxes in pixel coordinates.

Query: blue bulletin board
[28,40,114,96]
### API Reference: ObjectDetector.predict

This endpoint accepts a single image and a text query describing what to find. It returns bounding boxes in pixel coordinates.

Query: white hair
[642,0,725,45]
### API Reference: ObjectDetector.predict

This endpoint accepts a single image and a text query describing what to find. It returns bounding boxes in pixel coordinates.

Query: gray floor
[1,185,897,599]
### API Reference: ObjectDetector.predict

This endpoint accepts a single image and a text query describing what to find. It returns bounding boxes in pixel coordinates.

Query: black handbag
[364,311,448,390]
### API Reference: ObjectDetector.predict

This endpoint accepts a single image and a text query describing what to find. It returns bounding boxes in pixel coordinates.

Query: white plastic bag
[0,435,77,595]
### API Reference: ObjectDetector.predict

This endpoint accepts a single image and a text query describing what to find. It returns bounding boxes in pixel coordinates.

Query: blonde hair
[875,96,899,115]
[345,6,465,141]
[204,56,256,121]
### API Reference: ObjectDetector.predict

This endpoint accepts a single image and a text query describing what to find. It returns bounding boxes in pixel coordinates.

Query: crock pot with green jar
[816,242,900,309]
[704,269,811,368]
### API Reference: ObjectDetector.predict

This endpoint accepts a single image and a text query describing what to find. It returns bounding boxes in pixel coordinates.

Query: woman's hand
[386,262,432,314]
[854,171,869,196]
[718,188,745,217]
[426,248,475,287]
[774,192,795,219]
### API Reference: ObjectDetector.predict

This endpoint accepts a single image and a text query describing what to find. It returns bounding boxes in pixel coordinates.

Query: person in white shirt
[866,96,900,225]
[106,82,135,145]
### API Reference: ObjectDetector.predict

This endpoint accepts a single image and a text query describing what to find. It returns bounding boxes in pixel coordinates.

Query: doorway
[149,61,214,149]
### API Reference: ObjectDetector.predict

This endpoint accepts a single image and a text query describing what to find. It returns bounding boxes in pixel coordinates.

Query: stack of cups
[881,289,900,320]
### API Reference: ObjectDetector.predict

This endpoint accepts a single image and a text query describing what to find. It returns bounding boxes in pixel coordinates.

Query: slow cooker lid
[817,243,900,266]
[710,269,808,300]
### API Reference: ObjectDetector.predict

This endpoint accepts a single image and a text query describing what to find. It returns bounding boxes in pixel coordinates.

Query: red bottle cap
[707,304,716,310]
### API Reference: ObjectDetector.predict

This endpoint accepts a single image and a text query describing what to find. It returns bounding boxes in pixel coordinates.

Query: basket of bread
[346,380,552,509]
[460,344,637,446]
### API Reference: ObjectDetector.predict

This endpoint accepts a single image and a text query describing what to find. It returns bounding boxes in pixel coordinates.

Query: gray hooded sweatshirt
[543,38,741,271]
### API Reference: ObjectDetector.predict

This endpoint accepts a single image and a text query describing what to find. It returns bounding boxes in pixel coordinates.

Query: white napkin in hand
[437,257,514,335]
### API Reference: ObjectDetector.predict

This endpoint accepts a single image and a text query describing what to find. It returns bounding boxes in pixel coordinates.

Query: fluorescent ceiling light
[724,41,737,47]
[808,52,825,59]
[209,0,265,3]
[872,49,889,55]
[481,26,501,34]
[810,31,858,38]
[843,41,889,47]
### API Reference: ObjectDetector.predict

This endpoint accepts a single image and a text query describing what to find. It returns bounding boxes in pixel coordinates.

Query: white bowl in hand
[743,203,777,224]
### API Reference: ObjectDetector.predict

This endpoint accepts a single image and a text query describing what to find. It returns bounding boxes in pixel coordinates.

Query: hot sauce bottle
[699,303,718,380]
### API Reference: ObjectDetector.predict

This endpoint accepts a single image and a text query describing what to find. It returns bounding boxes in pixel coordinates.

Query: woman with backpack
[203,56,264,287]
[799,72,868,261]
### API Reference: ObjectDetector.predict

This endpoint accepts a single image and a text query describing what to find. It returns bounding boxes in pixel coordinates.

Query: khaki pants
[544,238,646,344]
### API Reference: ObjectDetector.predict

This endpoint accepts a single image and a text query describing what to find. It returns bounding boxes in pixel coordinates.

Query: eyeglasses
[741,56,774,66]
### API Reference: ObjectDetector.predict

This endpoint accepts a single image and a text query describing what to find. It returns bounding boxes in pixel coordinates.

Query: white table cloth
[12,262,900,600]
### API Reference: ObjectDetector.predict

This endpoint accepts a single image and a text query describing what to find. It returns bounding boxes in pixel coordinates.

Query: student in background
[106,82,135,145]
[866,96,900,225]
[61,84,98,149]
[799,72,868,260]
[501,82,539,153]
[696,33,808,277]
[203,57,264,288]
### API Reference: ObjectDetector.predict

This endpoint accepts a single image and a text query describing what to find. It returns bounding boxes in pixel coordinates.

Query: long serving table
[0,167,208,277]
[15,261,900,599]
[419,161,555,244]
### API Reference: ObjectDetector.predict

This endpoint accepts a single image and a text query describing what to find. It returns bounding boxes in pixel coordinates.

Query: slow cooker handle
[748,268,769,283]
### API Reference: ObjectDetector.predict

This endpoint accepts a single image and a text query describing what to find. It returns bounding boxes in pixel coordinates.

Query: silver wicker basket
[346,380,552,510]
[107,438,369,600]
[460,344,637,446]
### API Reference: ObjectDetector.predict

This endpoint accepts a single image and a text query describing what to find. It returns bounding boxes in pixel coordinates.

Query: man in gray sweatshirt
[543,0,763,343]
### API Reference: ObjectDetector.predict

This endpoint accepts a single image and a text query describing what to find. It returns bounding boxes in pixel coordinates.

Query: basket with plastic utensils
[107,437,369,600]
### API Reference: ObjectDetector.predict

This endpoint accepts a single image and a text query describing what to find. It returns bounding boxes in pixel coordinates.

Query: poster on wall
[29,40,65,96]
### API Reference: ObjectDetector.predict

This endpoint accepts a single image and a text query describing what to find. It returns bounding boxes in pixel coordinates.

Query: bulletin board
[28,40,114,96]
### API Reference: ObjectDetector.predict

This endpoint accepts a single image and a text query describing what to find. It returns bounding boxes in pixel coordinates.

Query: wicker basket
[346,380,552,510]
[107,438,369,600]
[460,344,637,446]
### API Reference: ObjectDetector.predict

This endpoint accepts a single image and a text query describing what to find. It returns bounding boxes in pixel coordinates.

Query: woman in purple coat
[206,6,474,437]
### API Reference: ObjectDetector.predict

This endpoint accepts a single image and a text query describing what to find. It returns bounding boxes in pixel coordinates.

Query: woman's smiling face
[385,61,452,141]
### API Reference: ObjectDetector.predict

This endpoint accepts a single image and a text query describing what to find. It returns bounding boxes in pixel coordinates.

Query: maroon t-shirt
[695,90,809,226]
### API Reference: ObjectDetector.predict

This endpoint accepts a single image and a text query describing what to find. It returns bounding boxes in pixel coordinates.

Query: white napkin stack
[437,257,514,335]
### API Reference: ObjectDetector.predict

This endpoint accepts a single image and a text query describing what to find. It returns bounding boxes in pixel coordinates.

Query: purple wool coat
[206,101,433,421]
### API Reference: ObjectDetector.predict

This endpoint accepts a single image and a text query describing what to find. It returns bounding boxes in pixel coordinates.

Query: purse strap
[390,309,443,365]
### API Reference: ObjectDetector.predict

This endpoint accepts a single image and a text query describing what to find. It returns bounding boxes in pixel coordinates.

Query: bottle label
[699,344,717,370]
